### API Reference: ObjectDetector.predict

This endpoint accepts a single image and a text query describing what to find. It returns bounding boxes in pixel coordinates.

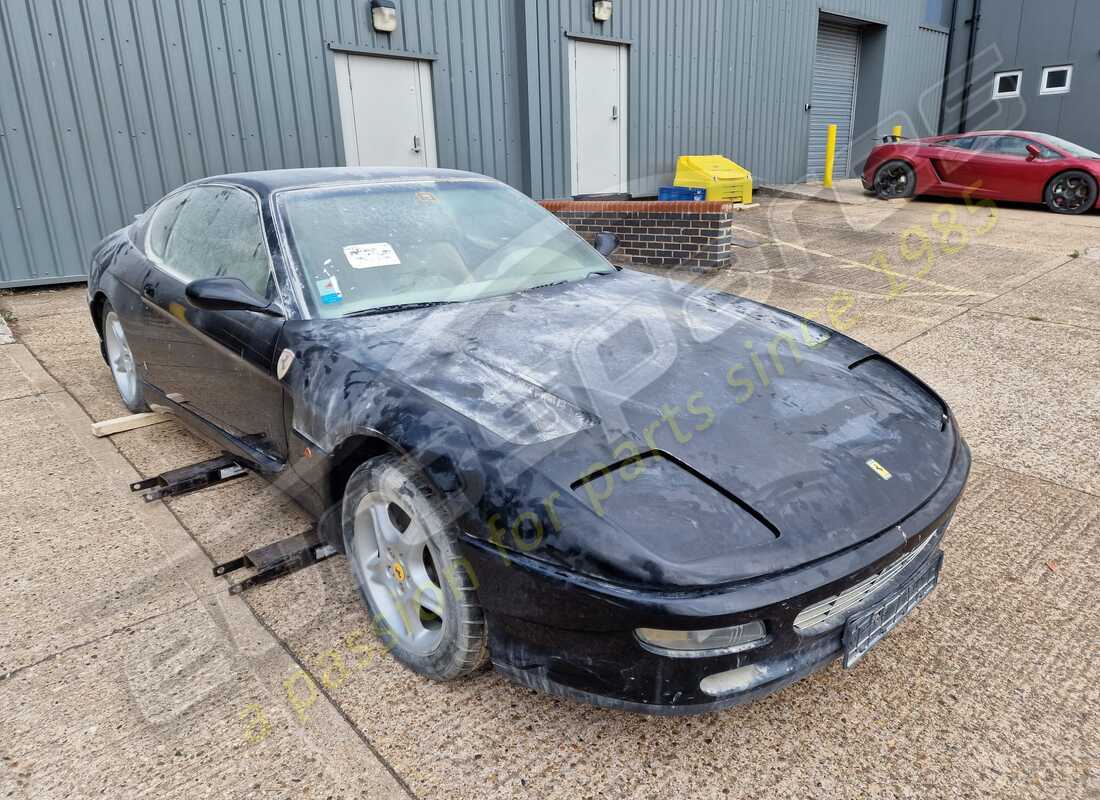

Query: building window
[921,0,952,30]
[1040,65,1072,95]
[992,70,1022,99]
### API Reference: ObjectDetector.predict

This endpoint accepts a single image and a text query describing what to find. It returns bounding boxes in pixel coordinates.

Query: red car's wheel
[873,160,916,199]
[1045,171,1098,215]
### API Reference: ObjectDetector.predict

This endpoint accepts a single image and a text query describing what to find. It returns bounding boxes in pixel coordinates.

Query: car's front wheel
[873,160,916,199]
[341,454,489,681]
[101,302,147,413]
[1044,170,1098,215]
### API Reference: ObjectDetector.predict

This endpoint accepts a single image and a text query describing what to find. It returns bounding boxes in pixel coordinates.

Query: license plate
[842,550,943,668]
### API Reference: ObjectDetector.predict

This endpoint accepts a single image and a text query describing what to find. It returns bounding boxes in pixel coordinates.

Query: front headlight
[635,621,767,658]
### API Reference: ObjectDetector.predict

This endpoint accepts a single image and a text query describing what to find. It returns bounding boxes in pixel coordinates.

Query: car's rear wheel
[1044,170,1097,215]
[101,303,147,413]
[873,160,916,199]
[341,454,488,681]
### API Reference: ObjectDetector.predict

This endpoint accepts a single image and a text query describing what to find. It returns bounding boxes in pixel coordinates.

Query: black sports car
[88,168,970,714]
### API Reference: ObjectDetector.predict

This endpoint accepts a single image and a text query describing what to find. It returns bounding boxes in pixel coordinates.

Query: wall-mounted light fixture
[371,0,398,33]
[593,0,613,23]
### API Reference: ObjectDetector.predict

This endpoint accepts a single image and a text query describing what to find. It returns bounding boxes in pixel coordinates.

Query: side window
[943,136,976,150]
[987,136,1033,157]
[992,70,1022,99]
[921,0,952,29]
[146,191,190,261]
[1040,65,1072,96]
[163,186,272,297]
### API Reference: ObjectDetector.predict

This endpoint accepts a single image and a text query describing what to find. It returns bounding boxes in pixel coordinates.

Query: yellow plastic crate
[674,155,753,203]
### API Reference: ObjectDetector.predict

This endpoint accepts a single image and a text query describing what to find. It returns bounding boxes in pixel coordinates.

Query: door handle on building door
[412,135,422,153]
[611,105,619,120]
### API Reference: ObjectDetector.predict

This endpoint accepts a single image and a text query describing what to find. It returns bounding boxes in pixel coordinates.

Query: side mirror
[186,277,277,315]
[594,231,620,258]
[1026,143,1041,160]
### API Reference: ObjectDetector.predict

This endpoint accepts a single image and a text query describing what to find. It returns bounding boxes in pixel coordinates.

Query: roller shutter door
[807,21,860,180]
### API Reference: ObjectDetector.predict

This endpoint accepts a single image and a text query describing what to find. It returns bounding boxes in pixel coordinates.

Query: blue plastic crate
[658,185,706,202]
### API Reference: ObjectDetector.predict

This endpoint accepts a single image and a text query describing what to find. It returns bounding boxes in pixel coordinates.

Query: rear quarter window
[146,191,190,260]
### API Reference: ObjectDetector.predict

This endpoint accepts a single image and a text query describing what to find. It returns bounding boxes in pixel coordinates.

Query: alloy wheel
[104,311,140,407]
[350,489,445,655]
[875,163,911,198]
[1050,174,1091,212]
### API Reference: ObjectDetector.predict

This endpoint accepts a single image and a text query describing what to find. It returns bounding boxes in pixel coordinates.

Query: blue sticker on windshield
[316,275,343,305]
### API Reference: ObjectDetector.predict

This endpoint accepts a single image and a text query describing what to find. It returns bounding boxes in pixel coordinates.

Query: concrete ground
[760,177,884,206]
[1,191,1098,799]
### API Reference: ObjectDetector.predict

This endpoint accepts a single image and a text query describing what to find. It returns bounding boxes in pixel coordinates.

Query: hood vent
[572,449,780,544]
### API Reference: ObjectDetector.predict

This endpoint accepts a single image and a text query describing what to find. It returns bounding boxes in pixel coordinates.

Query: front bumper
[462,439,971,715]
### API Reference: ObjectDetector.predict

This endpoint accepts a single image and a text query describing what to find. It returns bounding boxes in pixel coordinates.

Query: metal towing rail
[131,454,337,594]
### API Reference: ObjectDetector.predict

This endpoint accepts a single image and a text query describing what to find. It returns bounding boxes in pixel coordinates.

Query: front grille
[792,531,938,633]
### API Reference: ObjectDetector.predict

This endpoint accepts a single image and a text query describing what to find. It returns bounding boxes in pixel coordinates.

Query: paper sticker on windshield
[316,275,343,305]
[344,242,401,269]
[416,191,439,204]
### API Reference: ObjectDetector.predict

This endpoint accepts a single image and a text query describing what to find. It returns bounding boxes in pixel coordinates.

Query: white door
[334,53,437,168]
[569,40,628,196]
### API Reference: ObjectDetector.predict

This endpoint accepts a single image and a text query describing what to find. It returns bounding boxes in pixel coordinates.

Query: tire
[101,301,148,413]
[873,160,917,199]
[341,453,489,681]
[1044,170,1098,215]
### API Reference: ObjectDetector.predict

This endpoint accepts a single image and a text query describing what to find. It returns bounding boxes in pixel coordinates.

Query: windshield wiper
[342,300,454,318]
[526,271,615,293]
[526,280,568,291]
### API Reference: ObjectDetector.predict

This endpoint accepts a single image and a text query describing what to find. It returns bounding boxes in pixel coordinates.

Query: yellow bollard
[823,123,837,188]
[892,124,903,139]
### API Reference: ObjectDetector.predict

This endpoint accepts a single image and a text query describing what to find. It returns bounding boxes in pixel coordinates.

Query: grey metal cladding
[0,0,946,287]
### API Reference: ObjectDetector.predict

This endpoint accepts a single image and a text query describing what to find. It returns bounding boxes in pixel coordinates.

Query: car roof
[942,130,1051,140]
[193,166,493,197]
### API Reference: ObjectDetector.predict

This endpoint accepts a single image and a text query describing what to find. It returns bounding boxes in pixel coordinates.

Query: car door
[121,189,193,378]
[986,135,1068,202]
[936,135,1047,200]
[142,184,288,460]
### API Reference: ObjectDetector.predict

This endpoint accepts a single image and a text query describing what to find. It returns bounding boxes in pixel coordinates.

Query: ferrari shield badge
[866,458,893,480]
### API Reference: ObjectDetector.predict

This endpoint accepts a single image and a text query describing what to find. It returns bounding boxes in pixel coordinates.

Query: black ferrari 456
[88,168,970,714]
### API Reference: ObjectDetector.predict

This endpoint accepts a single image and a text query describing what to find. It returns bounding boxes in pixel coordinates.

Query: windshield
[277,179,614,317]
[1040,134,1100,159]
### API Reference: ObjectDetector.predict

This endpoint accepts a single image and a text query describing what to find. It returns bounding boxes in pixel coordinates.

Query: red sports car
[862,130,1100,214]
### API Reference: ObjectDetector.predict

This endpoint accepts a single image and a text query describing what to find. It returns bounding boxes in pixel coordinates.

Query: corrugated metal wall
[523,0,951,198]
[0,0,524,287]
[0,0,948,287]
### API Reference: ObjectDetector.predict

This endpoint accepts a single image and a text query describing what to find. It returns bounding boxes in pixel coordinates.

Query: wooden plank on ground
[91,411,171,438]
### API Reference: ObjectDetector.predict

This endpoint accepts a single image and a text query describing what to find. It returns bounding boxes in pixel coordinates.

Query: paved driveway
[1,192,1097,799]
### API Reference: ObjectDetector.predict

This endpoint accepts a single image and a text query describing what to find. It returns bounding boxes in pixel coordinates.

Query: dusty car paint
[88,167,970,713]
[281,267,957,592]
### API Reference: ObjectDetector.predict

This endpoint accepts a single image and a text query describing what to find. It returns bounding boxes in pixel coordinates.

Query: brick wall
[539,200,736,271]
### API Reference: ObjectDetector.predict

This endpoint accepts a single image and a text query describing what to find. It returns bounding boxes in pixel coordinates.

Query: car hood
[294,269,958,587]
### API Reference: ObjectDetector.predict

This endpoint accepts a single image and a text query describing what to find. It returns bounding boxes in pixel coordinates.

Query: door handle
[412,135,422,153]
[143,283,156,299]
[611,105,619,120]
